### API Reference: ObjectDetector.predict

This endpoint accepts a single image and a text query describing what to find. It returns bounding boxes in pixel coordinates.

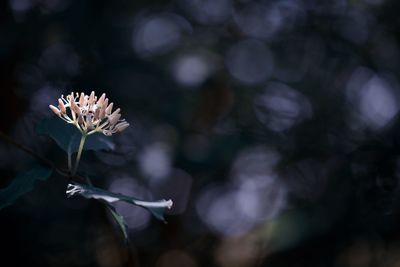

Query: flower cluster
[49,91,129,136]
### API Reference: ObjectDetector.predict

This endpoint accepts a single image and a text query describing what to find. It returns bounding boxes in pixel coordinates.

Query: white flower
[49,91,129,136]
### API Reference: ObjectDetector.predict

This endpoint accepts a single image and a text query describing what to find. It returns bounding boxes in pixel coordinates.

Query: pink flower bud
[49,105,61,115]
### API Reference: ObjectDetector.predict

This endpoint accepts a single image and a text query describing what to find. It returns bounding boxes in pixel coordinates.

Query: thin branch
[0,130,67,177]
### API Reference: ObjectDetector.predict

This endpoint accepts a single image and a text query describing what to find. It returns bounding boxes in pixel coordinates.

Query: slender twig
[0,128,92,183]
[0,130,66,174]
[0,130,82,179]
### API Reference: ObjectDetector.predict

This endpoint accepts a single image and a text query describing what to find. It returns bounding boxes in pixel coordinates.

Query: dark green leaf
[107,205,129,241]
[0,166,52,209]
[66,183,173,222]
[36,117,114,154]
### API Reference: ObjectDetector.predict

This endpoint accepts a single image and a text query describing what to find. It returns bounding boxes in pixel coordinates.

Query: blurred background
[2,0,400,266]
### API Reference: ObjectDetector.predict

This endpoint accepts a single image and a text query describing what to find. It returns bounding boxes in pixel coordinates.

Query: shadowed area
[2,0,400,266]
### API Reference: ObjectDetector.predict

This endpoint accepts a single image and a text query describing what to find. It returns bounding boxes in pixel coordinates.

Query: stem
[0,130,66,176]
[72,134,87,176]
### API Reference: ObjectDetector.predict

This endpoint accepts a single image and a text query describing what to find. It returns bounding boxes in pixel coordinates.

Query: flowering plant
[0,91,173,241]
[49,92,130,176]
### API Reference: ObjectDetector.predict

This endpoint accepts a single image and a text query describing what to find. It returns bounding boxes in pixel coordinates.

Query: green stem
[72,134,87,176]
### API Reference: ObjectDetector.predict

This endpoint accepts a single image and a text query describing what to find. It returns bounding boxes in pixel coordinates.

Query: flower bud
[99,98,108,120]
[79,92,86,106]
[49,105,61,115]
[105,102,114,115]
[109,113,121,126]
[89,91,95,104]
[116,122,129,132]
[58,99,66,113]
[97,93,106,106]
[71,99,81,116]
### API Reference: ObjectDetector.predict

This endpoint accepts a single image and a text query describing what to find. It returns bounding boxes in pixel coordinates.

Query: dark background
[2,0,400,266]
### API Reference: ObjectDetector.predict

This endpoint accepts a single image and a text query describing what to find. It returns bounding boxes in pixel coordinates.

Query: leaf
[66,183,173,222]
[36,117,114,154]
[107,205,129,241]
[0,166,52,210]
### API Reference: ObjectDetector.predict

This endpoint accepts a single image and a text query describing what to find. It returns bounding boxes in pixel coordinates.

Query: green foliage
[0,166,52,209]
[36,117,114,154]
[107,205,129,241]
